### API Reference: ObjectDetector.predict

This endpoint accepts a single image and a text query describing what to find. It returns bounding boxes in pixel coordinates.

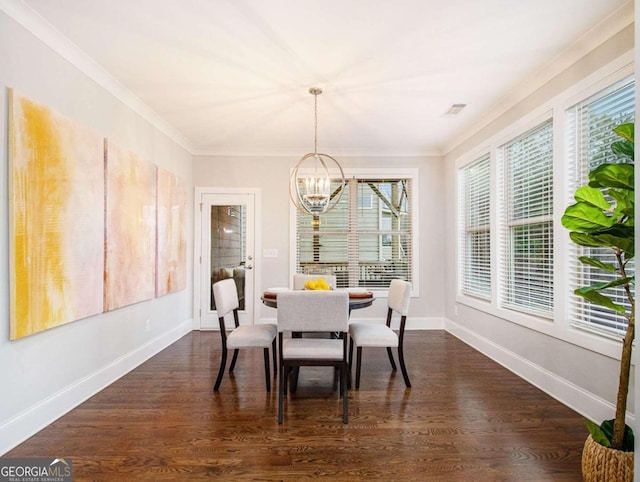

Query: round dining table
[261,289,375,313]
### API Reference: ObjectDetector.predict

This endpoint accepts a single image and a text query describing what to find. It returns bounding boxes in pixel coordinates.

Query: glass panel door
[199,192,255,329]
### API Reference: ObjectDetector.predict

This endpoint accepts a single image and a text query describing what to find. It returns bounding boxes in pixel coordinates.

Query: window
[357,184,373,209]
[458,154,491,299]
[499,120,554,317]
[295,175,415,290]
[454,60,634,351]
[566,77,635,335]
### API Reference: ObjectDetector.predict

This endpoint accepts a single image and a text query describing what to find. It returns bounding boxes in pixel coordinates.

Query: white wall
[443,24,634,423]
[193,155,445,326]
[0,9,194,454]
[0,0,634,461]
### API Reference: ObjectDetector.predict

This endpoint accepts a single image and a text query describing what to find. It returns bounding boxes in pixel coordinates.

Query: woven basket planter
[582,434,633,482]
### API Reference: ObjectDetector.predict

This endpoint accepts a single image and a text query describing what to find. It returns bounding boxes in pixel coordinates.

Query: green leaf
[592,224,634,237]
[580,277,634,291]
[609,189,634,217]
[569,232,609,248]
[585,419,611,447]
[623,425,635,452]
[562,203,614,231]
[578,256,617,272]
[600,420,636,452]
[574,186,610,210]
[613,123,634,143]
[588,163,634,190]
[620,207,635,217]
[600,419,614,441]
[596,234,635,257]
[574,288,626,313]
[595,420,635,452]
[611,140,634,159]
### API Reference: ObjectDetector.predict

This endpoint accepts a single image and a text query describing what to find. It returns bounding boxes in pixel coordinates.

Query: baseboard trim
[0,319,193,455]
[444,318,633,427]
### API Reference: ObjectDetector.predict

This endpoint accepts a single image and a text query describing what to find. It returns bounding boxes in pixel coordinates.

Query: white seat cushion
[349,323,398,348]
[226,323,277,349]
[282,338,344,360]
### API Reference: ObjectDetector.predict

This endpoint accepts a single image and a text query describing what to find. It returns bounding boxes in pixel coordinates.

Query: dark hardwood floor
[6,331,587,481]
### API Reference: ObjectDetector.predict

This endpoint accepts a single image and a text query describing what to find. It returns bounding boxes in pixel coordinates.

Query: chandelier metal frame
[289,87,345,216]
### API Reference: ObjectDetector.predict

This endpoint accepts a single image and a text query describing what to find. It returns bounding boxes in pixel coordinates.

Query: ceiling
[18,0,632,157]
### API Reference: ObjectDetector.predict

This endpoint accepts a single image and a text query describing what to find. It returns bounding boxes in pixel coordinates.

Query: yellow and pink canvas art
[104,141,157,311]
[8,89,105,340]
[156,168,187,297]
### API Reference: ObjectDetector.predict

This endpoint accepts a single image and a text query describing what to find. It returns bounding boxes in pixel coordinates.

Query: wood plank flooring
[6,331,587,481]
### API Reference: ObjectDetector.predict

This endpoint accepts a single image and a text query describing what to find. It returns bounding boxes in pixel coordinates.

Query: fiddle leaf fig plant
[561,122,634,452]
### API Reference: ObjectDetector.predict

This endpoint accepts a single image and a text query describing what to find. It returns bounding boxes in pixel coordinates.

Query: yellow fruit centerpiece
[304,278,330,290]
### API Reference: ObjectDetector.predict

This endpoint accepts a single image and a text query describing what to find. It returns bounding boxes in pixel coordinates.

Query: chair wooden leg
[342,362,348,424]
[398,345,411,388]
[283,367,289,395]
[214,345,227,391]
[278,361,285,424]
[355,347,363,390]
[272,339,278,378]
[347,339,354,389]
[386,347,397,371]
[263,348,271,392]
[290,367,299,393]
[229,349,240,372]
[398,319,411,387]
[348,338,354,368]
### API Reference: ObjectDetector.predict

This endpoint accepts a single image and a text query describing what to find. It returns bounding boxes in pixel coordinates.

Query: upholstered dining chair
[292,273,337,290]
[277,290,350,424]
[212,278,277,392]
[349,279,412,389]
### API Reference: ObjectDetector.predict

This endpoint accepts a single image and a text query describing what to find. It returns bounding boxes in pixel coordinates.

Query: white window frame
[458,153,492,300]
[290,168,419,297]
[454,52,633,359]
[497,119,554,318]
[565,75,635,338]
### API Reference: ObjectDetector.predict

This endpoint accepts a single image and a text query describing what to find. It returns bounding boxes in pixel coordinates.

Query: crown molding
[0,0,196,153]
[441,0,634,156]
[191,146,443,158]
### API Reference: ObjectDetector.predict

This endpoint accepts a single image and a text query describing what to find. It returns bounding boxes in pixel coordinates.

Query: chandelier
[289,87,345,216]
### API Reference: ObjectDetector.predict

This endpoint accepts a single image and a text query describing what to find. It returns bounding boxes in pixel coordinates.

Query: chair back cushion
[292,274,337,290]
[212,278,239,318]
[277,290,348,332]
[388,279,411,316]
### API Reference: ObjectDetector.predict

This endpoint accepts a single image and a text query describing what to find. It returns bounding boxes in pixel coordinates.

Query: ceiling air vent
[446,103,467,115]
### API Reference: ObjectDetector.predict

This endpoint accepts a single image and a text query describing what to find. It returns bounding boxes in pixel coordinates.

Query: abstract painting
[8,89,105,340]
[104,141,157,311]
[156,167,187,296]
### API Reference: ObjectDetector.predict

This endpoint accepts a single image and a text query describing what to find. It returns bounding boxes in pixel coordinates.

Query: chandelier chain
[314,91,318,154]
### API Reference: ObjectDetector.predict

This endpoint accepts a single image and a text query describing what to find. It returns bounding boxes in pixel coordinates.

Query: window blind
[566,77,635,335]
[459,154,491,299]
[295,177,413,290]
[499,120,554,317]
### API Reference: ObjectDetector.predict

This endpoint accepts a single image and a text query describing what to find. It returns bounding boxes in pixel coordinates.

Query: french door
[195,189,259,329]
